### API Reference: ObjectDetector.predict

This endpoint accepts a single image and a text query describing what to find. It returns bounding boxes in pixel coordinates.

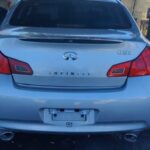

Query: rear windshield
[10,0,132,29]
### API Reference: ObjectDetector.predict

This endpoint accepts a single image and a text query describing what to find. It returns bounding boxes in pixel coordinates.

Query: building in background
[123,0,150,36]
[123,0,150,24]
[123,0,135,13]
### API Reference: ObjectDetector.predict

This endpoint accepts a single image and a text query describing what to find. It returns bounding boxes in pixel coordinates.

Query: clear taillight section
[0,52,33,75]
[107,61,131,77]
[107,47,150,77]
[9,58,33,75]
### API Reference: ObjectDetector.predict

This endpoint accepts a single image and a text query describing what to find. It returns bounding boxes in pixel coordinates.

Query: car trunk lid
[0,27,146,89]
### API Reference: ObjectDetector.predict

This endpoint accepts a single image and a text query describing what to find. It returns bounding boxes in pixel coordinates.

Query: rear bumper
[0,121,147,133]
[0,75,150,133]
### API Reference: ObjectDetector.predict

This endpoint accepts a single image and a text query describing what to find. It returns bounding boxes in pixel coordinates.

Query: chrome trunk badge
[63,52,78,60]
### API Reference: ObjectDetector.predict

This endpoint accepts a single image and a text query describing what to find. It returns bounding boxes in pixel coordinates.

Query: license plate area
[51,109,88,121]
[43,109,95,126]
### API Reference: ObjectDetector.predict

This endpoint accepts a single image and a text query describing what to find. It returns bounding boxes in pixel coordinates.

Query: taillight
[0,52,33,75]
[107,47,150,77]
[129,52,148,76]
[9,58,33,75]
[107,61,131,77]
[0,53,11,74]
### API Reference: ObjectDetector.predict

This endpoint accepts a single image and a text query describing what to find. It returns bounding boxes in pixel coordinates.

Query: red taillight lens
[107,47,150,77]
[0,52,33,75]
[129,54,148,76]
[0,53,11,74]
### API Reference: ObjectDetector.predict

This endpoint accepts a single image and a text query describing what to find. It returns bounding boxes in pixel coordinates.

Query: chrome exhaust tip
[0,131,15,142]
[123,133,138,143]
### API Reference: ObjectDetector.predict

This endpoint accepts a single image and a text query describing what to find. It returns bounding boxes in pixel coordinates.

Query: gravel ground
[0,131,150,150]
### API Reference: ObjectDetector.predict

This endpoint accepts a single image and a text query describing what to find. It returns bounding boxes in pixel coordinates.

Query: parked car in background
[0,0,149,142]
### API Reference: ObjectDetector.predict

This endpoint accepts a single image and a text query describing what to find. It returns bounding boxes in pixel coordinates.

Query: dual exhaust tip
[0,130,139,143]
[0,131,14,142]
[123,133,138,143]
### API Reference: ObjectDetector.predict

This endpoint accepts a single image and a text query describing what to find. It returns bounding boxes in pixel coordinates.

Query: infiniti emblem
[63,52,78,61]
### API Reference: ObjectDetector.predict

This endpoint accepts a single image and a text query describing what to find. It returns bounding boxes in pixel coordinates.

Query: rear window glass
[10,0,132,29]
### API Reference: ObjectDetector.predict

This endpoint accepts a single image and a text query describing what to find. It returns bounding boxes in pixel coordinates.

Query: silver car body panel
[0,27,146,89]
[0,75,149,133]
